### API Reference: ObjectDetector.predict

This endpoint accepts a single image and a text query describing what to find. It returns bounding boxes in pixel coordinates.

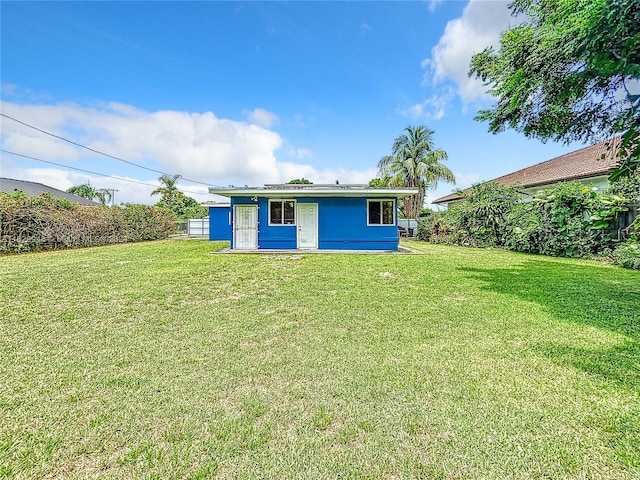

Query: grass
[1,239,639,479]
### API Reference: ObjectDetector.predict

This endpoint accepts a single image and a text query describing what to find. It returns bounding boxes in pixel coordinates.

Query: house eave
[209,186,419,198]
[432,173,613,205]
[519,173,611,191]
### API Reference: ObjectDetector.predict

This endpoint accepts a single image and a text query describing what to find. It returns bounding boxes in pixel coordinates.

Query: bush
[523,183,629,258]
[419,183,521,247]
[612,239,640,269]
[456,182,521,247]
[421,181,632,265]
[0,192,177,254]
[608,169,640,202]
[417,209,471,245]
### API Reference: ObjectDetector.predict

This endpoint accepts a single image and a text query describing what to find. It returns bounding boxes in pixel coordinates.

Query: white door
[234,206,258,249]
[297,203,318,249]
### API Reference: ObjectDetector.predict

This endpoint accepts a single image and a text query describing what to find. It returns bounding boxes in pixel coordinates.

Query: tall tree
[368,176,391,188]
[93,189,112,206]
[378,125,455,220]
[170,192,208,219]
[67,183,112,205]
[469,0,640,179]
[67,184,95,200]
[151,174,182,210]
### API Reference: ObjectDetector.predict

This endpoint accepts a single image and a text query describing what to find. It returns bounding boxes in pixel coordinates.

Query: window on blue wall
[269,200,296,225]
[368,200,395,225]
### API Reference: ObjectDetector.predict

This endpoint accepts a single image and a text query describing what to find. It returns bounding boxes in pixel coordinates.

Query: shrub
[417,208,471,245]
[608,169,640,202]
[612,239,640,269]
[419,183,521,247]
[528,183,629,258]
[456,182,521,247]
[421,181,632,265]
[0,193,177,254]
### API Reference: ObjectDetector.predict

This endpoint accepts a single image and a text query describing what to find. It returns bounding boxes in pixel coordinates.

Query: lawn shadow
[458,257,640,391]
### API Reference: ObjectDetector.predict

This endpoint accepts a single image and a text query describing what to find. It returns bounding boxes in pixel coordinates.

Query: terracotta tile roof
[433,138,621,204]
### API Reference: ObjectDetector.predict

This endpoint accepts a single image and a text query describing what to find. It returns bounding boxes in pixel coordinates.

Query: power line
[0,149,214,197]
[0,113,220,187]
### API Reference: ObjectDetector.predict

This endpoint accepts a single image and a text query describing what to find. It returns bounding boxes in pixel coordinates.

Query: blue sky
[1,1,583,206]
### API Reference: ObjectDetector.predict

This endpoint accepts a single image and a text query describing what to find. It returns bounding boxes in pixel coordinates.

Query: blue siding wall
[256,196,297,249]
[229,197,297,249]
[208,206,231,241]
[229,196,399,250]
[304,197,398,250]
[229,197,264,249]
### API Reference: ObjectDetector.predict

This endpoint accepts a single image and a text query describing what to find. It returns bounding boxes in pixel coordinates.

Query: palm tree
[377,125,455,220]
[93,189,112,206]
[67,184,96,200]
[67,183,112,205]
[151,174,182,210]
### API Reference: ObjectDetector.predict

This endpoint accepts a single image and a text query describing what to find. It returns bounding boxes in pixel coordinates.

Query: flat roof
[209,184,418,198]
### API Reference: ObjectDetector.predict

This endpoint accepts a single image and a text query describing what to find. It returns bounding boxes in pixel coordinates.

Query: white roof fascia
[202,202,231,208]
[208,187,419,198]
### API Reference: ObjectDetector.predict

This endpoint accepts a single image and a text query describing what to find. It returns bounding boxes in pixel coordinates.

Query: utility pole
[108,189,119,206]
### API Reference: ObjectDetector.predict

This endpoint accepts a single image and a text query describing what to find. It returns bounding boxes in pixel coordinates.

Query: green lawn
[1,240,639,479]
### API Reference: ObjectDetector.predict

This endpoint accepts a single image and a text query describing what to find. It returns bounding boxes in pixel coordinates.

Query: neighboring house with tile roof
[433,138,621,206]
[0,177,99,206]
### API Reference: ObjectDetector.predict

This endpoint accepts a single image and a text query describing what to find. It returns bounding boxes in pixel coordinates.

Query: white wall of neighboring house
[521,175,611,198]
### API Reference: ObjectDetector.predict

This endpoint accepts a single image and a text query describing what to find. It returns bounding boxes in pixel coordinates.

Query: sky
[1,0,585,207]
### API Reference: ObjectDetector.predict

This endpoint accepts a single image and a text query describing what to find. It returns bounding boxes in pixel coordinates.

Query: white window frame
[268,199,297,226]
[367,199,396,226]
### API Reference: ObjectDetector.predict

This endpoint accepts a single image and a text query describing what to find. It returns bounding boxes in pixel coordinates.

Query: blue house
[208,184,418,251]
[207,203,231,241]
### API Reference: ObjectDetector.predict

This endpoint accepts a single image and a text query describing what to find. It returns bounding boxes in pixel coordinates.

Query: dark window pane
[284,201,295,224]
[369,201,381,224]
[270,201,282,224]
[382,201,394,225]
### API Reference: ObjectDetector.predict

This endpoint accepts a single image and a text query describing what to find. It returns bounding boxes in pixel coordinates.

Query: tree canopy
[469,0,640,179]
[368,176,391,188]
[150,174,206,219]
[378,125,454,220]
[67,183,112,205]
[151,174,182,209]
[287,178,313,184]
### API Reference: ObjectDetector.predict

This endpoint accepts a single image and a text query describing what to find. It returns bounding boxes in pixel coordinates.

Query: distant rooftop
[433,138,621,204]
[0,177,99,205]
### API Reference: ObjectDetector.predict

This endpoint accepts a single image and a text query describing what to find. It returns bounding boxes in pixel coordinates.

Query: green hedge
[419,179,639,269]
[0,192,177,254]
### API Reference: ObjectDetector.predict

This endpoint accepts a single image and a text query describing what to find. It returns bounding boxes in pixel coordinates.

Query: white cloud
[398,88,455,120]
[280,139,313,160]
[454,172,481,188]
[0,98,377,203]
[0,159,226,206]
[276,163,378,185]
[244,107,280,128]
[428,0,443,13]
[424,0,521,102]
[1,100,284,186]
[0,161,151,205]
[290,147,313,160]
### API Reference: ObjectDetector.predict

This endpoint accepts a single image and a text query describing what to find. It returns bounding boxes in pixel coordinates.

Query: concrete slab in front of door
[211,246,423,255]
